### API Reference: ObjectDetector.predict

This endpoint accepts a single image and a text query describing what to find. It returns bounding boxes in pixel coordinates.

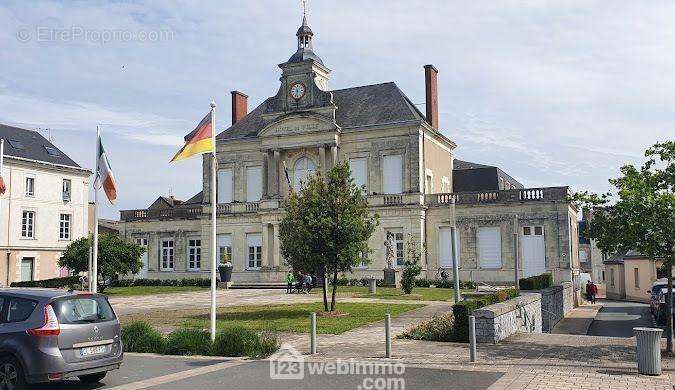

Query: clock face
[289,82,306,100]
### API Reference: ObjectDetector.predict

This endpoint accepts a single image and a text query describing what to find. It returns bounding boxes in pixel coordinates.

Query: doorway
[20,258,34,282]
[136,238,149,278]
[521,226,546,278]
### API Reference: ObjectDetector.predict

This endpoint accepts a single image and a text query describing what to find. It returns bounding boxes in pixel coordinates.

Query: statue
[384,232,395,269]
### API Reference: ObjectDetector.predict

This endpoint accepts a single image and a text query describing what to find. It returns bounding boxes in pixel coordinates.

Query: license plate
[80,345,106,357]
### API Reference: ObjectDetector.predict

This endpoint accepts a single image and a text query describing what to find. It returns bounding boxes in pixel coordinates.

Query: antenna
[300,0,307,16]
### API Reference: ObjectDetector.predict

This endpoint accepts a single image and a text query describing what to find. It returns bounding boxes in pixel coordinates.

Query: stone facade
[473,293,542,343]
[538,282,574,332]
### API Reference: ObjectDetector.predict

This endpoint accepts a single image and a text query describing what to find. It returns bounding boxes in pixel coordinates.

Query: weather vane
[300,0,307,16]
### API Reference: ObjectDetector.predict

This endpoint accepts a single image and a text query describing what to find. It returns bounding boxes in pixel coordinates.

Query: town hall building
[119,16,580,286]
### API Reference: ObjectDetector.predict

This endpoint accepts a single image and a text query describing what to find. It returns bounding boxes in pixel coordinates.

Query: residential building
[452,159,524,192]
[604,250,664,302]
[577,209,606,284]
[118,16,579,285]
[0,124,91,286]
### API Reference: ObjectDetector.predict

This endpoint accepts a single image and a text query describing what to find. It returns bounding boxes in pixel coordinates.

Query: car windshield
[51,296,116,324]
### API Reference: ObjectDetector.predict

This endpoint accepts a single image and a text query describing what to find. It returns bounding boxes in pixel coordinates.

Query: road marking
[108,359,247,390]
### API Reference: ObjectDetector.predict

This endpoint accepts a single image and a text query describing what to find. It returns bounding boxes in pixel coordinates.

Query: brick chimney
[231,90,248,125]
[424,65,439,129]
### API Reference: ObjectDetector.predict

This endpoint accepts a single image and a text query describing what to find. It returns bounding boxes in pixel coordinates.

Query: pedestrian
[589,281,598,304]
[585,280,593,303]
[304,273,313,294]
[286,271,295,294]
[295,272,304,293]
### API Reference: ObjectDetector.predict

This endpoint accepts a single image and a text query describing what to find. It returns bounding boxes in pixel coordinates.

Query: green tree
[570,141,675,354]
[59,233,145,292]
[279,162,379,311]
[401,235,423,294]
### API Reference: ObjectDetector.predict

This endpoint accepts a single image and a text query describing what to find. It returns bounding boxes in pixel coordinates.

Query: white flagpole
[209,101,217,341]
[92,126,100,293]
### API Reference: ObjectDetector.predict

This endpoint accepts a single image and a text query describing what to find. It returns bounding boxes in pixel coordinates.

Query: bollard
[385,314,392,358]
[469,315,477,362]
[634,327,662,375]
[368,278,377,294]
[310,312,317,355]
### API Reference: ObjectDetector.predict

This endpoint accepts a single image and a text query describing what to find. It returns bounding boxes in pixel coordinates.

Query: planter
[218,264,233,282]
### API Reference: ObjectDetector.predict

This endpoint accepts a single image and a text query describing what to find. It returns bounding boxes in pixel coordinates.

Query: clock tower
[269,14,334,114]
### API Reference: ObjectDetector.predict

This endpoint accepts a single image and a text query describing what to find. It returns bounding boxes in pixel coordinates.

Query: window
[20,258,34,281]
[217,168,233,203]
[534,226,543,236]
[382,155,403,194]
[6,298,37,323]
[499,177,505,190]
[51,296,115,324]
[160,239,174,271]
[217,234,233,263]
[477,227,502,268]
[602,270,605,282]
[21,210,35,238]
[246,166,262,202]
[439,227,456,268]
[7,139,24,150]
[293,157,316,191]
[348,157,368,191]
[386,229,405,266]
[44,146,61,156]
[188,239,201,270]
[358,251,369,268]
[523,226,543,236]
[441,176,450,193]
[62,179,71,202]
[136,238,148,246]
[59,214,71,240]
[425,172,433,194]
[247,233,262,269]
[25,176,34,197]
[523,226,531,236]
[634,268,640,288]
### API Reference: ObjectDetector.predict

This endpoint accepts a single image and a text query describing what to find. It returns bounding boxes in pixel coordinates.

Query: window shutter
[246,166,262,202]
[477,227,502,268]
[348,158,368,190]
[217,168,233,203]
[439,227,453,267]
[382,155,403,194]
[247,233,262,247]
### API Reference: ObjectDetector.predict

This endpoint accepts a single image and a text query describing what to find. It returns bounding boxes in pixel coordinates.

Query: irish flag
[170,111,214,162]
[97,136,117,204]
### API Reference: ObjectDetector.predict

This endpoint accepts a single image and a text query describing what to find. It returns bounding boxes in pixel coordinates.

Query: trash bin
[633,327,663,375]
[368,278,377,294]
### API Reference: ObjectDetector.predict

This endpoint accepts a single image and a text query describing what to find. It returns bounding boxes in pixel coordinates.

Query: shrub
[399,314,455,342]
[256,330,281,357]
[519,273,553,290]
[165,328,212,356]
[11,276,81,289]
[121,321,166,353]
[211,327,260,357]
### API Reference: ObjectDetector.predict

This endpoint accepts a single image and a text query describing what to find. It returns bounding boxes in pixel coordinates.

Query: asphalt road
[587,300,662,337]
[33,355,504,390]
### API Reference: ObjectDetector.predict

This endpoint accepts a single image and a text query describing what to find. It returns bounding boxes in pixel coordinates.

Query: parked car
[656,289,675,326]
[648,280,667,314]
[0,289,123,389]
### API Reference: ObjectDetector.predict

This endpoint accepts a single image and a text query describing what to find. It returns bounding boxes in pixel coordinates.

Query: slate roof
[0,123,82,168]
[604,250,651,264]
[453,159,493,170]
[217,82,425,141]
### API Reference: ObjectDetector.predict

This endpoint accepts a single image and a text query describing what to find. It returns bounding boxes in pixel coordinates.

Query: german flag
[170,111,214,162]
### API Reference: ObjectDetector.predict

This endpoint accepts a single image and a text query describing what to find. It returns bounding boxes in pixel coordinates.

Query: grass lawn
[311,286,458,302]
[104,286,208,297]
[121,302,424,334]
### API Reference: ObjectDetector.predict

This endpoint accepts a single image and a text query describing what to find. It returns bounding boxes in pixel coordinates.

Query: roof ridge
[329,81,395,92]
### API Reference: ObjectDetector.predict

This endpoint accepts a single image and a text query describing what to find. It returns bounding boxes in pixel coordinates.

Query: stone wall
[473,293,542,343]
[538,282,574,332]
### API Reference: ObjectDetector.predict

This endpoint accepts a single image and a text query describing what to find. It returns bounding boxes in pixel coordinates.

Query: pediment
[259,113,338,138]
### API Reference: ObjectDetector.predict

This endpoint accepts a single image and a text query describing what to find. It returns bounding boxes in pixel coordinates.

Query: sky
[1,1,673,219]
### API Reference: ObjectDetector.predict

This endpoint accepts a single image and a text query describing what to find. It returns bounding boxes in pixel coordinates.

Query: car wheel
[78,372,107,384]
[0,356,26,390]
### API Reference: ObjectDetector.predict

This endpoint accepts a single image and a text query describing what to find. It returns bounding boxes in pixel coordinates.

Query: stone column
[262,152,269,198]
[318,145,327,173]
[262,223,271,267]
[330,145,338,167]
[273,150,281,196]
[272,223,280,267]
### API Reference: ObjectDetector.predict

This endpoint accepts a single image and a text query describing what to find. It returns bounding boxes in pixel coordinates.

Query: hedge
[518,273,553,290]
[330,277,476,289]
[110,278,211,288]
[451,287,520,342]
[10,276,81,289]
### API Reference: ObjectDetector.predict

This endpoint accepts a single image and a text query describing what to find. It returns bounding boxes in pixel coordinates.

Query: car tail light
[47,373,63,381]
[27,305,60,336]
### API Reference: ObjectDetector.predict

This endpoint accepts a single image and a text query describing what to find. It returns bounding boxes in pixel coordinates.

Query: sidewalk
[552,303,603,335]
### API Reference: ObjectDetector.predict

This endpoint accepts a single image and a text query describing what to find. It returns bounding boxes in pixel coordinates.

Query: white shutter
[478,227,502,268]
[217,234,232,248]
[217,168,233,203]
[246,166,262,201]
[439,227,453,268]
[246,233,262,247]
[349,158,368,190]
[382,155,403,194]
